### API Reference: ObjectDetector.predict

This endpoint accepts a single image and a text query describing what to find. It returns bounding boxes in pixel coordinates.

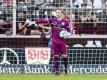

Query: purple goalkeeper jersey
[36,18,70,42]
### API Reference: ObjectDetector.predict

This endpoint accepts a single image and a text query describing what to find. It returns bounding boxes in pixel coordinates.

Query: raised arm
[25,18,51,30]
[36,19,49,24]
[36,19,51,30]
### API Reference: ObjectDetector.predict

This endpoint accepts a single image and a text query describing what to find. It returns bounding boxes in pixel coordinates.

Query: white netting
[0,0,107,74]
[0,48,107,65]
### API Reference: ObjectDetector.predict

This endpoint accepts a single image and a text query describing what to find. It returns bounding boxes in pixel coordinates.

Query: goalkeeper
[27,9,71,75]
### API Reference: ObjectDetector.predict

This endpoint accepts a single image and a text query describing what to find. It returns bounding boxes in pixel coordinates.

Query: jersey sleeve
[36,18,51,24]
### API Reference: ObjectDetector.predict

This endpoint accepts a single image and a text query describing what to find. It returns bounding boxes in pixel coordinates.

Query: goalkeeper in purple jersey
[34,9,71,75]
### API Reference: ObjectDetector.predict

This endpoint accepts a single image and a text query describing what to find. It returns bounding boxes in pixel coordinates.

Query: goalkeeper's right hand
[25,19,31,25]
[25,19,38,26]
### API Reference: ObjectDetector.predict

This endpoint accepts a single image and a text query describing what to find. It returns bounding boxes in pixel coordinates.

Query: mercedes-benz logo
[0,48,19,64]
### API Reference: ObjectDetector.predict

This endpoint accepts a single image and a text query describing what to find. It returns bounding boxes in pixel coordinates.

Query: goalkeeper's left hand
[59,30,71,39]
[63,32,71,39]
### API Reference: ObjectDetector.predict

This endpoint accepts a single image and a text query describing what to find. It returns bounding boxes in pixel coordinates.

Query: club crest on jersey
[62,22,65,26]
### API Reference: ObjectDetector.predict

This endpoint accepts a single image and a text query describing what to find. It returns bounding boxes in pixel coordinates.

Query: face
[18,12,25,19]
[56,9,62,18]
[18,1,25,8]
[83,0,88,4]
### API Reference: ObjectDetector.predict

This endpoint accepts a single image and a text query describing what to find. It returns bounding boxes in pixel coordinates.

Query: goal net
[0,0,107,74]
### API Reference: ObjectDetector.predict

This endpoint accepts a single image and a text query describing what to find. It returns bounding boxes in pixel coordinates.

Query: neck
[57,17,63,21]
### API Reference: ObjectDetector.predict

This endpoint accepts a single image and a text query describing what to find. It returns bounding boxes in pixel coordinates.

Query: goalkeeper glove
[25,19,38,26]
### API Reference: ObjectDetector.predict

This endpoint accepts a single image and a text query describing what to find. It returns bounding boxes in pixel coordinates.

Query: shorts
[52,40,67,55]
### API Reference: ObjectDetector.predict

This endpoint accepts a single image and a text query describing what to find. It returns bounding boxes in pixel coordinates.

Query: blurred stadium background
[0,0,107,80]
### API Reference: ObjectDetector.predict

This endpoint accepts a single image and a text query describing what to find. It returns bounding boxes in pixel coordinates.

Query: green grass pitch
[0,74,107,80]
